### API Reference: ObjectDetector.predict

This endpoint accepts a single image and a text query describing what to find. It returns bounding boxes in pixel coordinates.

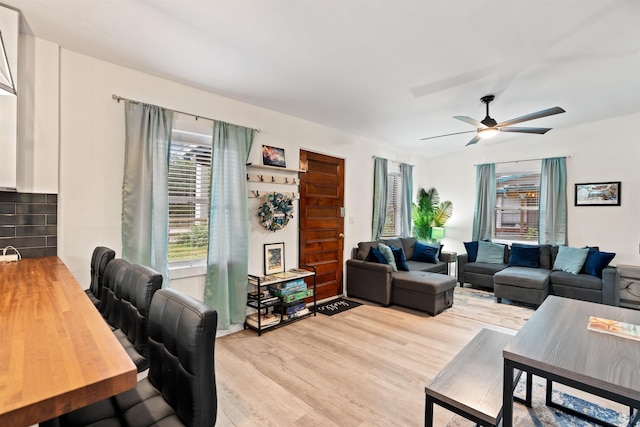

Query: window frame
[381,164,402,238]
[493,161,541,245]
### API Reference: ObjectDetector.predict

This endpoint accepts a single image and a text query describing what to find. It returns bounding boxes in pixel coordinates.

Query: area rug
[447,377,631,426]
[444,287,535,330]
[312,298,362,316]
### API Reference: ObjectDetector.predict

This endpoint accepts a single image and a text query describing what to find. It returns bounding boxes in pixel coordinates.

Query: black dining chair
[113,263,162,372]
[84,246,116,309]
[99,258,131,330]
[42,288,218,427]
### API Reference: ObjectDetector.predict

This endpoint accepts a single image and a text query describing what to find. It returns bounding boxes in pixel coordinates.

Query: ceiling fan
[421,95,566,146]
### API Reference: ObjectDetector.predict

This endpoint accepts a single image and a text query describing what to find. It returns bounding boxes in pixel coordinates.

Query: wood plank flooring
[215,288,528,426]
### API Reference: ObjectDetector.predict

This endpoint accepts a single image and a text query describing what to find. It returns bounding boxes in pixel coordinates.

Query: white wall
[420,112,640,267]
[21,35,640,309]
[55,47,427,298]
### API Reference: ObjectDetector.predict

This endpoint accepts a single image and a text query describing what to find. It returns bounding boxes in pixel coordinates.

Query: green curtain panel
[539,157,567,245]
[371,157,388,240]
[121,101,172,283]
[204,122,254,329]
[472,163,495,241]
[400,162,413,238]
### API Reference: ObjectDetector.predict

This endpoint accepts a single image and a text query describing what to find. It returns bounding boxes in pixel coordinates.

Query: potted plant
[412,187,453,242]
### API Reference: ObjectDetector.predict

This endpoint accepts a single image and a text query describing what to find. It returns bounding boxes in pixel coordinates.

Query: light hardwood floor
[214,289,628,426]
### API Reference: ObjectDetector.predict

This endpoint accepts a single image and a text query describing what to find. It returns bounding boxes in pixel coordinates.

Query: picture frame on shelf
[264,242,285,275]
[575,181,621,206]
[262,145,286,168]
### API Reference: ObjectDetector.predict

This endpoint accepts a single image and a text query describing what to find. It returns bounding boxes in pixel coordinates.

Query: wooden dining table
[0,256,137,426]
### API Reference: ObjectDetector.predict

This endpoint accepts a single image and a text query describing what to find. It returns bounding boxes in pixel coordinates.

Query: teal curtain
[121,101,172,283]
[204,122,254,329]
[372,157,388,240]
[539,157,567,245]
[400,162,413,237]
[472,163,495,241]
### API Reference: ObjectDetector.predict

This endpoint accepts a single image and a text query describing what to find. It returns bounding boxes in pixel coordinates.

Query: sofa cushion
[476,241,506,264]
[464,261,508,276]
[357,241,377,260]
[400,237,417,260]
[413,241,440,263]
[494,266,551,290]
[538,244,553,270]
[389,246,410,271]
[550,271,603,291]
[464,241,479,262]
[378,243,397,271]
[582,248,616,278]
[392,271,456,294]
[405,260,446,273]
[553,246,589,275]
[508,244,540,268]
[366,247,387,264]
[382,238,403,252]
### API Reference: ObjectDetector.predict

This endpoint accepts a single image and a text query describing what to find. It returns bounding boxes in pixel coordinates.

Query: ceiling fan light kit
[421,94,565,146]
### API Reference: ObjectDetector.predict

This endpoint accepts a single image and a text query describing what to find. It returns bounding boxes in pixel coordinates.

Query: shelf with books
[245,265,316,335]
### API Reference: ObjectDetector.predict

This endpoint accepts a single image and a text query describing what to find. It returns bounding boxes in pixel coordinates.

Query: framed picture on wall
[575,181,621,206]
[262,145,287,168]
[264,242,285,275]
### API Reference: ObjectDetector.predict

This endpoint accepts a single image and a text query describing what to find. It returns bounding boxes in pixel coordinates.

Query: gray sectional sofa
[457,243,619,306]
[346,237,448,306]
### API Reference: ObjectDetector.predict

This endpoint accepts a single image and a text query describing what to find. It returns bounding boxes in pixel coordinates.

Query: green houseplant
[412,187,453,242]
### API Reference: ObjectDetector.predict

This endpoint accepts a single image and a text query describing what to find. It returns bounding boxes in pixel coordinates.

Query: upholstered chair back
[147,288,218,426]
[87,246,115,308]
[99,258,130,329]
[116,263,162,371]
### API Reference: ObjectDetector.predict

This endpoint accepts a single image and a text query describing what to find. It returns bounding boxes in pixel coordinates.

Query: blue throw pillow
[366,247,387,265]
[464,241,479,262]
[389,246,410,271]
[377,243,398,271]
[553,246,589,275]
[583,249,616,278]
[412,241,439,264]
[508,245,540,268]
[475,241,506,264]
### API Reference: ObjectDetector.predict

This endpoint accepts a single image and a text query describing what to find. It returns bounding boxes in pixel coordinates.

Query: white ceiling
[3,0,640,157]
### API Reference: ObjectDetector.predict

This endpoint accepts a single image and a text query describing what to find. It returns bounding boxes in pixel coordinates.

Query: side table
[440,251,457,277]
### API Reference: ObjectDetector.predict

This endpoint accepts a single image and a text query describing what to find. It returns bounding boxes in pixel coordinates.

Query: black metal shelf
[245,265,316,336]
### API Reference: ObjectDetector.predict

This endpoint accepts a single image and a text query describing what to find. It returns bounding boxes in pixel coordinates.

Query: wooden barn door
[299,151,345,301]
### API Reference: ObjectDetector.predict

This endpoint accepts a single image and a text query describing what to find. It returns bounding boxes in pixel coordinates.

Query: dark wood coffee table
[503,296,640,427]
[425,328,531,427]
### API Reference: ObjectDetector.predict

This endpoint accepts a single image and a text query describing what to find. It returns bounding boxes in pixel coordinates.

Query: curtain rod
[112,94,260,133]
[371,155,415,167]
[474,155,570,166]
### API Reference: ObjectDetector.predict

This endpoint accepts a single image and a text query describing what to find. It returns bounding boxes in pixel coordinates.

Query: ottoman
[494,266,550,306]
[392,271,456,315]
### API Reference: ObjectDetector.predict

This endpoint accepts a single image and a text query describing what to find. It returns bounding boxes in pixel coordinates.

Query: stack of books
[246,312,280,329]
[247,289,279,305]
[268,279,312,303]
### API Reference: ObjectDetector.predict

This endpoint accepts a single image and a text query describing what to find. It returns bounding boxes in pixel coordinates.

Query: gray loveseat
[346,237,448,306]
[457,243,619,306]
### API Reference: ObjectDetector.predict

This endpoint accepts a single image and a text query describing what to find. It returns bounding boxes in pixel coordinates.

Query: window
[494,161,541,243]
[167,114,213,263]
[381,164,402,237]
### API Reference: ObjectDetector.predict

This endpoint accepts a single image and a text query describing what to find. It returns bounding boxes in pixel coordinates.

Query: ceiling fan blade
[453,116,487,128]
[465,135,482,146]
[420,130,476,141]
[500,127,552,134]
[495,107,565,127]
